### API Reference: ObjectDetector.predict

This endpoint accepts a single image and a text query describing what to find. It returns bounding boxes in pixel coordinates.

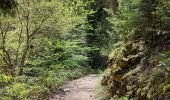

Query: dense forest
[0,0,170,100]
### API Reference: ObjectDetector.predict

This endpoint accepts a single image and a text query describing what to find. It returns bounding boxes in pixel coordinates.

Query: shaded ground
[50,74,99,100]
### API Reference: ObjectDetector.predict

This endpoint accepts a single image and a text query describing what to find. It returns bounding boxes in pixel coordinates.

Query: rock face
[101,34,170,99]
[101,42,144,96]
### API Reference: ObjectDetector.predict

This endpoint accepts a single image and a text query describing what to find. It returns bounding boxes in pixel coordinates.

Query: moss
[163,84,170,93]
[102,39,170,99]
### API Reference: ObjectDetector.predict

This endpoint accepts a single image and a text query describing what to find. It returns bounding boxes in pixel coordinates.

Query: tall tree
[86,0,115,68]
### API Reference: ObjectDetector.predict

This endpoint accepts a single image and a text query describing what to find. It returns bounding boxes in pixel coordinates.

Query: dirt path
[50,74,99,100]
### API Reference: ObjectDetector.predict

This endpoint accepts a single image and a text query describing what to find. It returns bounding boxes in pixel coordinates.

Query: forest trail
[50,74,99,100]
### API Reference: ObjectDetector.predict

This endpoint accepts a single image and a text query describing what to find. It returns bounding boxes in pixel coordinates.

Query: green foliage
[6,83,30,99]
[86,0,116,68]
[159,51,170,67]
[113,0,169,41]
[0,0,17,15]
[0,74,13,87]
[119,97,129,100]
[0,0,95,99]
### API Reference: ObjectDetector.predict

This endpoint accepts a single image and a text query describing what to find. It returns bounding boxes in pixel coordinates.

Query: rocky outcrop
[101,41,144,97]
[101,34,170,99]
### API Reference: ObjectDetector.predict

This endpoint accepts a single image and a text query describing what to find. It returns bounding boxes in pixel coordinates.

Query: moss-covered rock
[101,38,170,99]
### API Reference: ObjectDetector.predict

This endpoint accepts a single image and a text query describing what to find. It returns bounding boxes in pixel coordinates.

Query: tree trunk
[111,0,118,12]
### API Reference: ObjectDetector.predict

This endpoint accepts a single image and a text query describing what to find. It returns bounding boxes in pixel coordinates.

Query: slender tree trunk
[18,39,29,76]
[18,50,28,75]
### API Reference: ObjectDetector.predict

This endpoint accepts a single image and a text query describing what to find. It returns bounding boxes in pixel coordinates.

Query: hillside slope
[101,32,170,99]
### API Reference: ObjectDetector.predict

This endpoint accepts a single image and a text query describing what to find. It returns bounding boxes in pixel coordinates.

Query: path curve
[50,74,99,100]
